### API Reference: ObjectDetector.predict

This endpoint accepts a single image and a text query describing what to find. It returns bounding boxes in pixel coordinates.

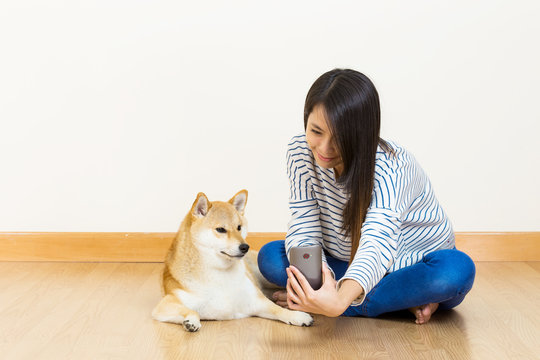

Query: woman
[258,69,475,324]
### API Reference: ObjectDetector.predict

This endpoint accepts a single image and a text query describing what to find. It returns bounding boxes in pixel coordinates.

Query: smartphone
[289,245,323,290]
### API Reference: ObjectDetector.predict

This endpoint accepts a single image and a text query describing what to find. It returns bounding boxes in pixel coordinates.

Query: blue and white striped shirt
[285,134,455,305]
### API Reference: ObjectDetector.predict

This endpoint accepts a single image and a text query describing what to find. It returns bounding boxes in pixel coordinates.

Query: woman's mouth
[317,152,334,163]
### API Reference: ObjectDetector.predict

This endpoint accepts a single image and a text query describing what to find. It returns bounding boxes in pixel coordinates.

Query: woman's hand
[285,263,349,317]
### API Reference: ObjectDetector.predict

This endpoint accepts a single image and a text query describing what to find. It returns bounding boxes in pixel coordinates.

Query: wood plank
[0,232,173,262]
[455,232,540,261]
[0,231,539,262]
[1,262,539,358]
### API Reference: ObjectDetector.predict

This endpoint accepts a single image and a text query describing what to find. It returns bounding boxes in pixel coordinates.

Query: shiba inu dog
[152,190,314,332]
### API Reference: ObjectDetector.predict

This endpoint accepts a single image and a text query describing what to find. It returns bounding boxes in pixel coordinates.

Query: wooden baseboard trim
[0,231,539,262]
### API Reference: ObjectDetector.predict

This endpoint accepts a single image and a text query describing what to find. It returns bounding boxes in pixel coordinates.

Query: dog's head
[189,190,249,262]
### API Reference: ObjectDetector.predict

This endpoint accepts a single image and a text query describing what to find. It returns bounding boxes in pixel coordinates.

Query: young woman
[257,69,476,324]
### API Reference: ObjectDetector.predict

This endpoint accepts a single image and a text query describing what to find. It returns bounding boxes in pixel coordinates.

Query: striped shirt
[285,133,455,305]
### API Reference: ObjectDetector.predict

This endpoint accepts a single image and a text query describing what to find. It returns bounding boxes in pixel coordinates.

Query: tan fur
[152,190,313,332]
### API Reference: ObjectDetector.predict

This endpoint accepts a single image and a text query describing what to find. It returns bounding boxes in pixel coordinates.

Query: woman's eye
[216,227,227,233]
[311,129,322,135]
[237,225,242,231]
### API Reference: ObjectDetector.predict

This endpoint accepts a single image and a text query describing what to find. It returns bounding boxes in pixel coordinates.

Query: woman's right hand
[272,290,289,308]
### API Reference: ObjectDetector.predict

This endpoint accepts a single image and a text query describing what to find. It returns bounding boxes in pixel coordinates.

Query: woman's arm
[285,140,327,259]
[284,205,401,315]
[337,207,400,305]
[285,263,364,317]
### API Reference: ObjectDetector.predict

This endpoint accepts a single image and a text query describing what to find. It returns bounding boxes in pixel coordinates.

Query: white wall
[1,0,539,233]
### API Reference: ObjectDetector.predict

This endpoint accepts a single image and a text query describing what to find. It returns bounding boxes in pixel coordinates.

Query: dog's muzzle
[220,243,250,258]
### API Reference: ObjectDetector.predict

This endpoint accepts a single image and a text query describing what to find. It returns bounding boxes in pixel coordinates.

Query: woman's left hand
[286,262,348,317]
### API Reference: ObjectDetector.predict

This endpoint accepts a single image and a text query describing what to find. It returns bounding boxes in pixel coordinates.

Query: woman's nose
[321,138,336,155]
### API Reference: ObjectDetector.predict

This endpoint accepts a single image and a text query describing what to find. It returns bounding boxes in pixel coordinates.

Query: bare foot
[409,303,439,324]
[272,290,289,308]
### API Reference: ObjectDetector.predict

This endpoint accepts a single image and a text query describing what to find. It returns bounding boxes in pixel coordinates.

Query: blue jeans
[257,240,476,317]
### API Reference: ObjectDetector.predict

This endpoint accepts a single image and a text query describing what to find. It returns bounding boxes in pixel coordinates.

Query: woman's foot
[272,290,289,308]
[409,303,439,324]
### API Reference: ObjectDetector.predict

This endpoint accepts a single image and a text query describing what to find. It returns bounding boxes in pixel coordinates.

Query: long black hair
[304,69,391,264]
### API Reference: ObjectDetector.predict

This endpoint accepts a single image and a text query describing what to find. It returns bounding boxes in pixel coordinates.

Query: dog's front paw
[182,315,201,332]
[287,310,314,327]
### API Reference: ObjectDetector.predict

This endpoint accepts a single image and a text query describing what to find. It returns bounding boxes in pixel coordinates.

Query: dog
[152,190,314,332]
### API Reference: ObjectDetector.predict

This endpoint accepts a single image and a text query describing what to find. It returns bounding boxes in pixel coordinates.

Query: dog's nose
[239,243,250,254]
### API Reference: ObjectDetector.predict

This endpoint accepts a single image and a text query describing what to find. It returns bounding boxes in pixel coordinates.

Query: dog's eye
[237,225,242,231]
[216,227,227,233]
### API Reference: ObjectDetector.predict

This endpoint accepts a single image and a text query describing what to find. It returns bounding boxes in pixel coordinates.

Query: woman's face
[305,104,344,177]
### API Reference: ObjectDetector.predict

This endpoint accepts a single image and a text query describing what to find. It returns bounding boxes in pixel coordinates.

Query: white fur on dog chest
[174,264,261,320]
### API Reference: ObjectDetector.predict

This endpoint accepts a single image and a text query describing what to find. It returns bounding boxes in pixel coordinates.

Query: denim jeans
[257,240,476,317]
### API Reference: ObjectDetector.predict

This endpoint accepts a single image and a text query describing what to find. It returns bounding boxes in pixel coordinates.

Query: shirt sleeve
[337,207,401,305]
[284,145,333,269]
[336,164,402,305]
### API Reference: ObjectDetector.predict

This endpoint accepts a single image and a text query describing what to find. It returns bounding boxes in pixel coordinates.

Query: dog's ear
[191,192,210,218]
[229,189,248,215]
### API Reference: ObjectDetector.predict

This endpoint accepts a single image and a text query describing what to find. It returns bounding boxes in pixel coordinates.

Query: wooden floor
[1,261,539,359]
